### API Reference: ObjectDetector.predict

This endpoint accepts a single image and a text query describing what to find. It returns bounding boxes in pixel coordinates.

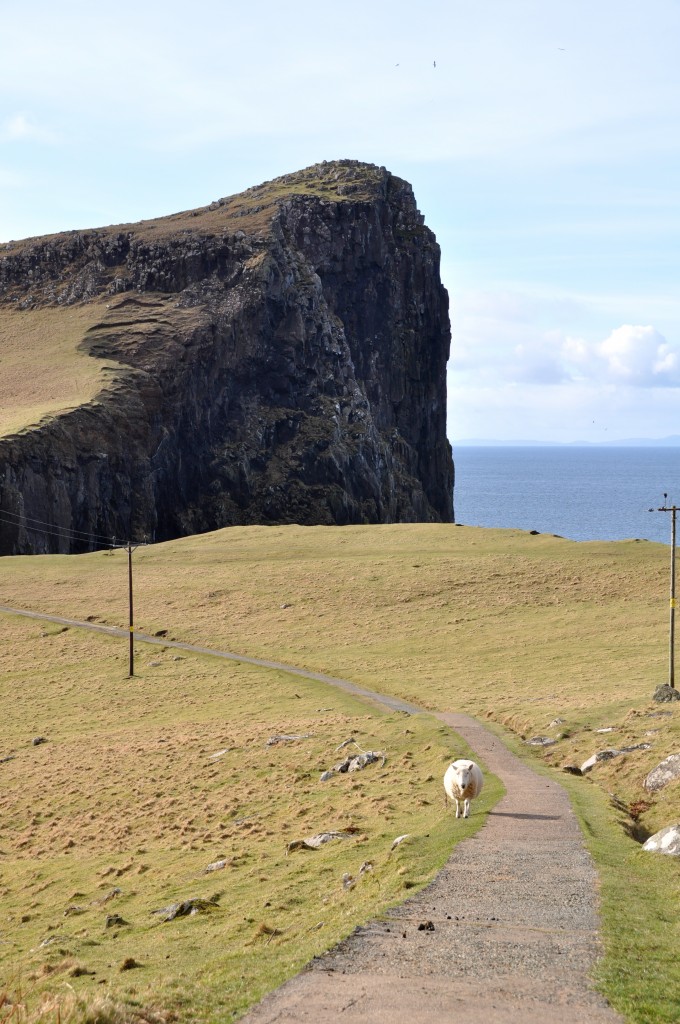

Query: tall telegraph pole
[650,494,677,688]
[128,540,135,677]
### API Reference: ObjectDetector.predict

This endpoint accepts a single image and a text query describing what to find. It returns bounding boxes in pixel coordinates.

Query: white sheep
[443,759,484,819]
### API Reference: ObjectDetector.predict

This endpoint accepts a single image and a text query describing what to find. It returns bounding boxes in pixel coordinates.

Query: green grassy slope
[1,522,678,1021]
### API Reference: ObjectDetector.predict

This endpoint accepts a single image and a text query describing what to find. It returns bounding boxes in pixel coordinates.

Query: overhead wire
[0,505,116,544]
[0,507,118,549]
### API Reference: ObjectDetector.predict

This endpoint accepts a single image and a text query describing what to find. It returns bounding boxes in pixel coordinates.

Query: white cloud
[447,285,680,439]
[598,325,680,386]
[452,287,680,391]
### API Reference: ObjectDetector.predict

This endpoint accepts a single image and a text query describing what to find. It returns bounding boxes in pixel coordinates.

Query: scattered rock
[342,861,373,890]
[209,748,230,760]
[596,727,615,734]
[93,887,122,906]
[321,749,385,781]
[152,896,220,921]
[287,830,357,854]
[0,755,15,764]
[580,749,620,773]
[642,824,680,856]
[579,744,649,774]
[64,905,86,917]
[204,859,229,873]
[266,733,314,746]
[644,753,680,792]
[105,914,128,929]
[561,764,583,776]
[336,738,359,751]
[390,834,410,852]
[32,736,47,746]
[653,684,680,703]
[526,736,556,747]
[417,921,435,931]
[549,718,565,727]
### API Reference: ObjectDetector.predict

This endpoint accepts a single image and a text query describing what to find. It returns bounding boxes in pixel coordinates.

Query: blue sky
[2,0,679,442]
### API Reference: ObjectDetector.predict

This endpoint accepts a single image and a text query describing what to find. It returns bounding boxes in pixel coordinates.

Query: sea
[452,447,680,544]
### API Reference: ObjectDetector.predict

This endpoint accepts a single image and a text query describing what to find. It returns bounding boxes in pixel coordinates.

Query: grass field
[1,523,679,1021]
[0,303,124,438]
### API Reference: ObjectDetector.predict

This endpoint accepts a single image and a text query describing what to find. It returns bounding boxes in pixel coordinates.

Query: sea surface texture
[453,447,680,543]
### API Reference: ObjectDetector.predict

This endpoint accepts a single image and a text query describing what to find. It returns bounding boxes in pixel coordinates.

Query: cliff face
[0,160,453,554]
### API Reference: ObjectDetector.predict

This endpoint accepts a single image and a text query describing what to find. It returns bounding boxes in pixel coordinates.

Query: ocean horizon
[452,446,680,544]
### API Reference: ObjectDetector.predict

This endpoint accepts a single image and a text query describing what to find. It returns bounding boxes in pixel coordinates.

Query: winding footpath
[0,605,624,1024]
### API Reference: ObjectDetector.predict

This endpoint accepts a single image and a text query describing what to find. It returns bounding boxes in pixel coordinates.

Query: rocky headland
[0,160,453,554]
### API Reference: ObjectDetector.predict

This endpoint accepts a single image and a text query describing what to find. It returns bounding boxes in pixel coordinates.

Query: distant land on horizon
[452,435,680,448]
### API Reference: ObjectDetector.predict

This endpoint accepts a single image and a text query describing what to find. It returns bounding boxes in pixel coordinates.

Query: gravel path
[241,713,624,1024]
[0,605,625,1023]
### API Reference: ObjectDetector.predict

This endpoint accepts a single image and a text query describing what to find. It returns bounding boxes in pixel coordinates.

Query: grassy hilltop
[0,164,386,442]
[0,302,124,438]
[0,523,679,1022]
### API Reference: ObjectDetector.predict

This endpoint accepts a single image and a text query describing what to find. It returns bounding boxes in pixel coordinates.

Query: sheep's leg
[455,799,461,819]
[463,799,470,818]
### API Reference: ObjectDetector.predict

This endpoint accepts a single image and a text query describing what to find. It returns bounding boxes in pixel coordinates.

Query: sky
[2,0,679,443]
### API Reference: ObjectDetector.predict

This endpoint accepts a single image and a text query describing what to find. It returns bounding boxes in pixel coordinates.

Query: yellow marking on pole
[671,599,677,609]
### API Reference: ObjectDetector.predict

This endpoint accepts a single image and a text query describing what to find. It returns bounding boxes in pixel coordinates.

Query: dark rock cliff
[0,160,453,554]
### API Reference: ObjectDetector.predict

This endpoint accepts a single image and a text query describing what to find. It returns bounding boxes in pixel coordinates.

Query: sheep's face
[456,765,473,791]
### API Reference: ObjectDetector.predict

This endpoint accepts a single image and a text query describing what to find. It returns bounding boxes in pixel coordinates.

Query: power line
[0,505,115,543]
[0,515,114,550]
[0,506,117,547]
[0,512,116,552]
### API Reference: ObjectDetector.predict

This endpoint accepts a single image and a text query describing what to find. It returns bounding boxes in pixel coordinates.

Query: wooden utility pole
[651,495,677,688]
[128,540,135,678]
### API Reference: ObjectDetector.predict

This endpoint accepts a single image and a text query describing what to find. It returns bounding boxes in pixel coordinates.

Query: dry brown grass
[0,579,491,1022]
[1,522,679,1020]
[0,303,123,437]
[1,523,676,832]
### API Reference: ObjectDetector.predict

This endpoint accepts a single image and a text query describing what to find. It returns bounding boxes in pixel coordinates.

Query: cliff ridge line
[0,160,454,554]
